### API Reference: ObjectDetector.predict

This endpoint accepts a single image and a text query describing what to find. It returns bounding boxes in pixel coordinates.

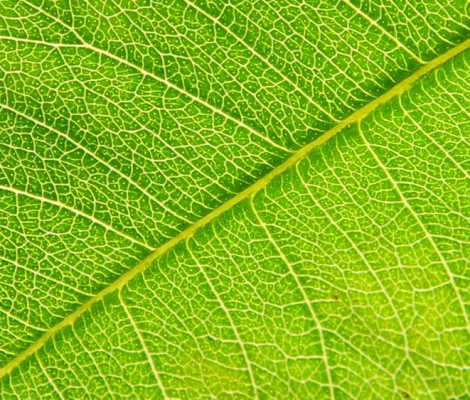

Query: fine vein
[1,35,469,380]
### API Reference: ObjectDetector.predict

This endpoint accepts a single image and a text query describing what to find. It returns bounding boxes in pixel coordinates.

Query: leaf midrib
[1,14,469,380]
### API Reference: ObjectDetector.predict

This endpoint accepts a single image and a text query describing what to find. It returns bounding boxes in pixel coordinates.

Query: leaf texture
[0,0,469,398]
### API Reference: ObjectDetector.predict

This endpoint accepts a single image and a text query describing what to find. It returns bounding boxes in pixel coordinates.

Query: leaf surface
[0,0,469,398]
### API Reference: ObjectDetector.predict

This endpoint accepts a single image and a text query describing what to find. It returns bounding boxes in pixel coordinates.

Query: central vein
[1,32,469,380]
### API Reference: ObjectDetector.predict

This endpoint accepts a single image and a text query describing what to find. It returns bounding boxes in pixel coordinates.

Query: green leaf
[0,0,469,398]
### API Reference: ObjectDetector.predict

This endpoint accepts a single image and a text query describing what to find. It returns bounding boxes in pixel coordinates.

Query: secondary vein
[0,32,469,381]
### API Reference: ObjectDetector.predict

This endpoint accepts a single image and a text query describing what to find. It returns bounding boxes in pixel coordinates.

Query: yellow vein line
[0,184,152,250]
[1,35,469,380]
[0,101,191,227]
[341,0,425,64]
[358,121,470,332]
[249,197,335,399]
[119,291,170,399]
[186,0,340,123]
[21,0,291,155]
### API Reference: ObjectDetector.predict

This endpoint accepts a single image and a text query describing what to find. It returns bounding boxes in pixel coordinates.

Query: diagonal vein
[0,102,192,228]
[249,196,335,399]
[185,0,339,123]
[297,161,434,394]
[0,184,152,250]
[21,0,291,155]
[185,242,259,398]
[340,0,425,64]
[119,291,170,399]
[0,28,469,381]
[357,121,470,331]
[36,353,64,399]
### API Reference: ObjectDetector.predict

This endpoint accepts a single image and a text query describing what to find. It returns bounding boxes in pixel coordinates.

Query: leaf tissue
[0,0,469,398]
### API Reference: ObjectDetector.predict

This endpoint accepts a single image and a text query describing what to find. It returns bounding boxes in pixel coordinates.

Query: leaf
[0,0,469,398]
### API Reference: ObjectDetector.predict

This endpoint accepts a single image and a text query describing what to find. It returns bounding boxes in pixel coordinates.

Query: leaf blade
[0,1,468,396]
